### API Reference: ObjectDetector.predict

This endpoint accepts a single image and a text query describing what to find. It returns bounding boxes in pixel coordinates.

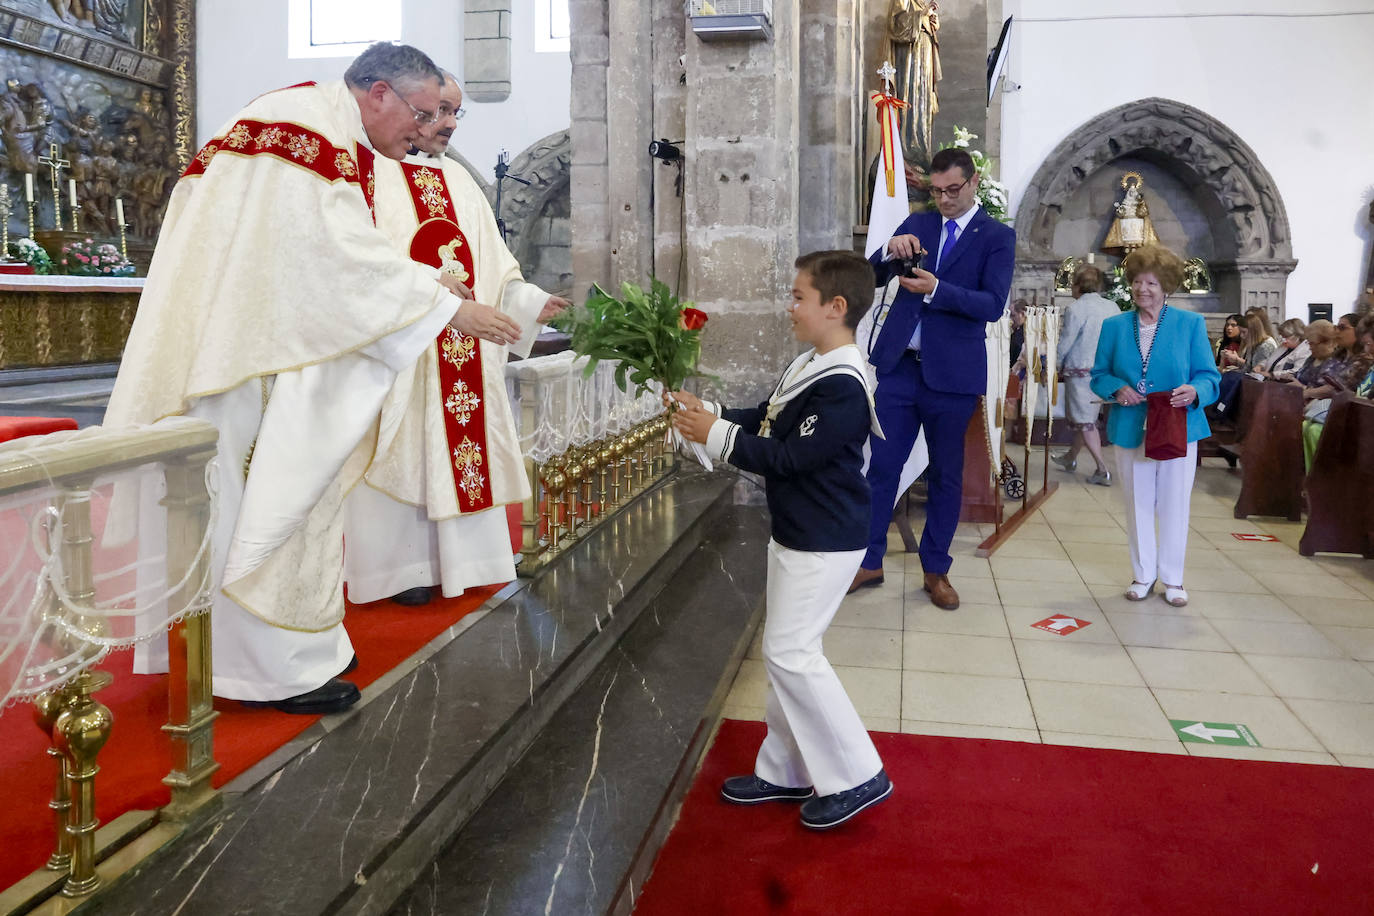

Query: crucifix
[878,59,897,94]
[38,142,70,231]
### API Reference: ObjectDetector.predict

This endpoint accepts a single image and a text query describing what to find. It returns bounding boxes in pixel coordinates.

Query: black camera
[894,250,924,279]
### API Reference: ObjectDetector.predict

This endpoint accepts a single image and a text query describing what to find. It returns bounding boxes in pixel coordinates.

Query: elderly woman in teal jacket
[1091,245,1221,608]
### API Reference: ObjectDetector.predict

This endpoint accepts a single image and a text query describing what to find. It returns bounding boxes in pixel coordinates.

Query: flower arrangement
[58,238,135,277]
[551,276,709,396]
[1104,266,1134,311]
[938,125,1010,224]
[7,237,53,274]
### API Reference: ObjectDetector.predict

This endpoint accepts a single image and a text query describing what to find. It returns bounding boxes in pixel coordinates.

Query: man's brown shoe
[923,573,960,610]
[847,566,885,595]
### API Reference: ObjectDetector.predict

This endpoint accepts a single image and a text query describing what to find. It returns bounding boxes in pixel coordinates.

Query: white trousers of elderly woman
[1114,441,1198,587]
[754,540,884,798]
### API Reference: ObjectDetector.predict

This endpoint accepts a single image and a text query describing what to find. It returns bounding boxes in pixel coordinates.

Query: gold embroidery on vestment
[411,167,448,218]
[453,436,486,502]
[441,330,476,370]
[445,379,481,425]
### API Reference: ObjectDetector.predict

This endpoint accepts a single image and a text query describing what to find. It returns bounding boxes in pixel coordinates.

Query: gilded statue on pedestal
[888,0,941,166]
[1101,171,1159,255]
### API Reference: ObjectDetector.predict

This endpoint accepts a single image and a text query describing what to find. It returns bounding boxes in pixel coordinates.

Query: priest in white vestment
[103,44,524,714]
[344,72,569,606]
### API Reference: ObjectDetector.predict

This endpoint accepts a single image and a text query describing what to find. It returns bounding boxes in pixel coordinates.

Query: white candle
[24,173,32,201]
[1086,253,1095,264]
[68,178,77,207]
[115,198,124,226]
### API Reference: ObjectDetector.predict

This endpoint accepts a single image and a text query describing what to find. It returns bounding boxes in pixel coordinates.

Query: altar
[0,275,142,370]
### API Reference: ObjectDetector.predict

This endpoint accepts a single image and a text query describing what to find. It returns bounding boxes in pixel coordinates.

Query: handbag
[1144,391,1187,460]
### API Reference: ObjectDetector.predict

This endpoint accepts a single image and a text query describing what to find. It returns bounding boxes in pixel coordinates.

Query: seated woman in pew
[1300,315,1374,468]
[1255,318,1309,381]
[1216,312,1279,416]
[1215,313,1246,370]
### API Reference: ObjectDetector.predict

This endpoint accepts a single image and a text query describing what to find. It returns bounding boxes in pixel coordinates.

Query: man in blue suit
[850,148,1015,609]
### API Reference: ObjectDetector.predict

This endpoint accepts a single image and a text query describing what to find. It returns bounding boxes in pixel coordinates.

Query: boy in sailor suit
[671,250,893,830]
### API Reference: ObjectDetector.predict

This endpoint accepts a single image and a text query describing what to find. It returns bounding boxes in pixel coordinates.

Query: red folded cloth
[0,416,79,444]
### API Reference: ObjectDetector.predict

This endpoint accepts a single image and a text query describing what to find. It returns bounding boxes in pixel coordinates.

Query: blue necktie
[937,219,958,270]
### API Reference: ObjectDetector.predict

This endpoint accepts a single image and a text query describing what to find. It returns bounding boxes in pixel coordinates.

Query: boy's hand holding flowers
[671,404,715,444]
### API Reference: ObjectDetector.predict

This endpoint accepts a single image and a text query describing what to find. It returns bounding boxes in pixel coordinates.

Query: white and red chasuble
[397,162,496,512]
[360,155,541,522]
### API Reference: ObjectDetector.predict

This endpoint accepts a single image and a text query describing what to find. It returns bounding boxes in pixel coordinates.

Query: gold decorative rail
[0,417,219,898]
[507,354,675,573]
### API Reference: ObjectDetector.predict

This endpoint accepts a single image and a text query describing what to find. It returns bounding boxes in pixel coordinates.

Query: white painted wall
[195,1,571,183]
[998,0,1374,317]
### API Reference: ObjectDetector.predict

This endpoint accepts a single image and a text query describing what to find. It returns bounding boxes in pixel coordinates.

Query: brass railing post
[160,446,220,820]
[33,688,73,871]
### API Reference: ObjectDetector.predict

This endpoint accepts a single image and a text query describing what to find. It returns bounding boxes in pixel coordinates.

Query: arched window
[288,0,402,59]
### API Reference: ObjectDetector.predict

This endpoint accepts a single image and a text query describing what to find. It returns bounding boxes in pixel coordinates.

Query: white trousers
[1114,440,1197,588]
[343,484,516,603]
[754,540,883,797]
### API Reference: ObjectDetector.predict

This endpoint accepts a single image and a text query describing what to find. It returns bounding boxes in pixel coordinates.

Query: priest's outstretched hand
[451,300,523,346]
[438,273,474,300]
[539,295,572,323]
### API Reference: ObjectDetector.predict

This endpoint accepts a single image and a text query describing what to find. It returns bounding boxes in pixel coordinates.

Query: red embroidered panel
[401,162,494,513]
[181,119,366,192]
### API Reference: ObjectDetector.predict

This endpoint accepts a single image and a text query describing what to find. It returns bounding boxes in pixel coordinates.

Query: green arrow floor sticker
[1171,720,1261,746]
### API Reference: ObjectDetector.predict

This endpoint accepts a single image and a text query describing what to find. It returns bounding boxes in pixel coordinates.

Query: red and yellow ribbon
[873,92,908,198]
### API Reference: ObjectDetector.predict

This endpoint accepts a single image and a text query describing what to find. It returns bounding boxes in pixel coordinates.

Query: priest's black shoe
[243,678,361,716]
[720,774,814,805]
[799,769,893,830]
[391,586,434,606]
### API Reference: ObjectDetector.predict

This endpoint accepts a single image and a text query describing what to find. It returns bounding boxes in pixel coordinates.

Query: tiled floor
[722,451,1374,767]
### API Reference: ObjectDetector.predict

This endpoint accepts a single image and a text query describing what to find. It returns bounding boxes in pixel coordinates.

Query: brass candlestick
[27,198,36,239]
[69,202,81,233]
[118,218,127,260]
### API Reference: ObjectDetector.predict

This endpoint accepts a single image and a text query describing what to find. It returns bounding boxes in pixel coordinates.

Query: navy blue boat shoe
[799,769,893,829]
[721,774,815,805]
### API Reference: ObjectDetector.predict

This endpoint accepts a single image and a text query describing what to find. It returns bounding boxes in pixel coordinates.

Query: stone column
[569,0,612,287]
[606,2,655,284]
[463,1,512,103]
[799,0,859,255]
[684,6,803,403]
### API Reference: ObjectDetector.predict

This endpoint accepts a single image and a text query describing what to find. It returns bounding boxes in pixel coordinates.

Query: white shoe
[1163,584,1188,607]
[1125,580,1154,601]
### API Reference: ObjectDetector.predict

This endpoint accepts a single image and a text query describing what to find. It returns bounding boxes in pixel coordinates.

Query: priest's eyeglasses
[381,82,440,125]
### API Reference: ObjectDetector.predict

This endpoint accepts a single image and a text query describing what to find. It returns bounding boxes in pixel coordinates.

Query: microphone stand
[493,148,530,242]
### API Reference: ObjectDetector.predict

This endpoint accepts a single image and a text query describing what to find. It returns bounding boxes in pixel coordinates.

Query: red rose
[681,308,708,331]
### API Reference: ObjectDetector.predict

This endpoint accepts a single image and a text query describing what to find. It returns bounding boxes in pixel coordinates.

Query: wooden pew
[1300,394,1374,557]
[1229,377,1305,521]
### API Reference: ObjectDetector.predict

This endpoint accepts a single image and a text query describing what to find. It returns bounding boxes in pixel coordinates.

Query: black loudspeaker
[1309,303,1333,324]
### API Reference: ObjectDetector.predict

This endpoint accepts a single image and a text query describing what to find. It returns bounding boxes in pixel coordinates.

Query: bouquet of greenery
[58,238,135,277]
[7,237,53,274]
[552,276,709,396]
[552,276,713,466]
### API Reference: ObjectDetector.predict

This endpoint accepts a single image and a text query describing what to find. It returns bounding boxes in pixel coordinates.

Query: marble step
[386,504,768,916]
[72,468,742,916]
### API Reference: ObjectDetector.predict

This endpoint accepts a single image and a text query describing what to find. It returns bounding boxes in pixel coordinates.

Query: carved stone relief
[0,0,192,249]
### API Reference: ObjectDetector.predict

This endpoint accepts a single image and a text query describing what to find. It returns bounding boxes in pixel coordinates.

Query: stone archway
[444,129,572,295]
[1013,98,1296,317]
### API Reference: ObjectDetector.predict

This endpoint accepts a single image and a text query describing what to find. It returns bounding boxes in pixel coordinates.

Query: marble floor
[722,452,1374,768]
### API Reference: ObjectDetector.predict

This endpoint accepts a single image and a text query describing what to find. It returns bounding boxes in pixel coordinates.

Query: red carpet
[0,582,502,891]
[635,719,1374,915]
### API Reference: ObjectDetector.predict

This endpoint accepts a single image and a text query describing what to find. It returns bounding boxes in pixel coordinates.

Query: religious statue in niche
[1101,172,1159,255]
[887,0,940,166]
